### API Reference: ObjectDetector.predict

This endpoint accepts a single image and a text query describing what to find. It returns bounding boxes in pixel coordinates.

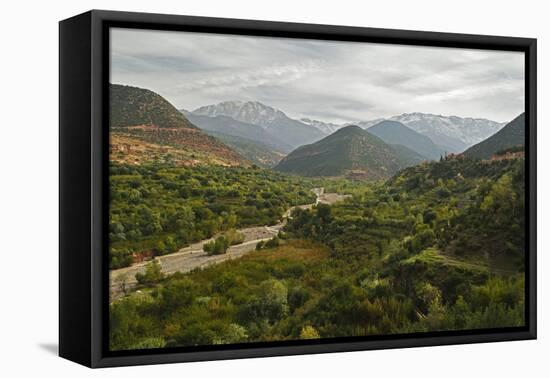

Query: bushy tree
[288,285,310,312]
[203,236,230,255]
[240,279,288,325]
[135,260,165,285]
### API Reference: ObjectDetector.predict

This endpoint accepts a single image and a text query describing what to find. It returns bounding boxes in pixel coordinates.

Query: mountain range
[192,101,325,149]
[463,113,525,159]
[184,99,507,160]
[294,113,506,154]
[182,111,292,153]
[274,125,423,179]
[387,113,506,153]
[180,109,293,167]
[109,84,519,175]
[273,112,523,180]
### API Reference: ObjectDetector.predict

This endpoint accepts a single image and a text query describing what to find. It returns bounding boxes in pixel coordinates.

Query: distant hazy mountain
[182,111,293,153]
[300,118,344,135]
[192,101,325,149]
[275,125,420,179]
[388,113,506,153]
[204,131,285,167]
[463,113,525,159]
[389,144,428,165]
[366,120,443,160]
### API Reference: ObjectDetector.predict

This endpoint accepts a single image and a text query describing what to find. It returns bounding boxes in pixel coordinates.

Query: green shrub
[135,260,165,285]
[203,236,230,255]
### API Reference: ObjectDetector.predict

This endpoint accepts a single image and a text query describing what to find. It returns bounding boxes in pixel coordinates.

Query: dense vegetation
[109,163,316,268]
[110,156,525,350]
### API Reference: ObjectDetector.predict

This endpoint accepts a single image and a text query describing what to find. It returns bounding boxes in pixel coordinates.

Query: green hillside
[110,84,196,129]
[275,125,419,179]
[463,113,525,159]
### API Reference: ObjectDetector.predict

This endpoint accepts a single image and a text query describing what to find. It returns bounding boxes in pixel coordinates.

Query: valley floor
[108,157,526,351]
[110,224,281,300]
[110,188,350,300]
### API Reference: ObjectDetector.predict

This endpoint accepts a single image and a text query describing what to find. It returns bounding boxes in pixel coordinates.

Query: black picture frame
[59,9,537,368]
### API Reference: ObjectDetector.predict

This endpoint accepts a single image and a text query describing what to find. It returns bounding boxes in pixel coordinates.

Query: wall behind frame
[1,0,547,376]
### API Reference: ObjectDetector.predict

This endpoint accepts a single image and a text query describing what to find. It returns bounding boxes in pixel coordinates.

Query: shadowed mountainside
[367,120,443,160]
[463,113,525,159]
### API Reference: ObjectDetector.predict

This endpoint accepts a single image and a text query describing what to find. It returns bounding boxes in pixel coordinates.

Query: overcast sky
[110,28,524,124]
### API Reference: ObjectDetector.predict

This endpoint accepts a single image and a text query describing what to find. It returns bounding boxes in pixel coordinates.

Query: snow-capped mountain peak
[300,118,344,135]
[344,118,385,129]
[192,100,288,127]
[389,113,506,147]
[191,100,326,149]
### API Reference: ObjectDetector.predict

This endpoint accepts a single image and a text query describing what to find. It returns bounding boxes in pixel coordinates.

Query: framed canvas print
[59,10,537,368]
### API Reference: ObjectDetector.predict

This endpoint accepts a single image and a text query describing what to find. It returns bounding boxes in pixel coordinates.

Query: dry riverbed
[109,188,350,301]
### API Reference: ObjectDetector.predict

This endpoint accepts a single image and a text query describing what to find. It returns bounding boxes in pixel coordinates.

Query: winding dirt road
[109,188,350,300]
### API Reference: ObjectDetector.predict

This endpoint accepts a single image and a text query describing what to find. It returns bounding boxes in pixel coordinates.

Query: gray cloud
[111,28,524,123]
